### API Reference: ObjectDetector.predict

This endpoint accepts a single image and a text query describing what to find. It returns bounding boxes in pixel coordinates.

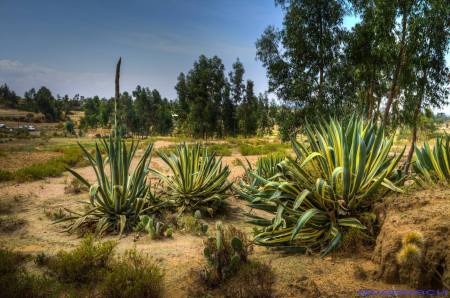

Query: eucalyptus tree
[256,0,347,127]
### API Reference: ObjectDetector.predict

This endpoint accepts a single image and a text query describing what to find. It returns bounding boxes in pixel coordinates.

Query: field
[0,119,449,297]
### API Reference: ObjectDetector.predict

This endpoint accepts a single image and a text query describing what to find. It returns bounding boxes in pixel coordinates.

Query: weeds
[0,215,26,233]
[47,235,116,284]
[99,249,164,298]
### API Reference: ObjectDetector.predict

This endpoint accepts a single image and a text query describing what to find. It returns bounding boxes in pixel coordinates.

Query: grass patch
[206,143,233,156]
[0,147,86,182]
[238,143,289,156]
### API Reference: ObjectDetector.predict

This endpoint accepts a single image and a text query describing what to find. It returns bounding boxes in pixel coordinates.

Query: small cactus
[202,223,249,282]
[402,231,424,247]
[194,210,202,219]
[396,243,421,266]
[201,223,209,234]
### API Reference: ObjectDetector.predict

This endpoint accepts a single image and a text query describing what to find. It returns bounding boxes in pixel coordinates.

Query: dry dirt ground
[0,140,439,297]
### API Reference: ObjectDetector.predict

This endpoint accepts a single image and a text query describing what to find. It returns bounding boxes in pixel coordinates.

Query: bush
[0,169,13,182]
[99,249,164,298]
[0,249,56,298]
[47,235,116,284]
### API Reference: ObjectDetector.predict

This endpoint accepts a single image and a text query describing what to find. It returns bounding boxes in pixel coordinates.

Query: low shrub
[47,235,116,284]
[0,248,56,298]
[224,261,275,298]
[0,169,13,182]
[99,249,164,298]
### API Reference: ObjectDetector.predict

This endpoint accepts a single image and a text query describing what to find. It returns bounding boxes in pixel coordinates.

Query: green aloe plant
[240,117,404,255]
[63,132,162,236]
[153,143,232,215]
[413,135,450,185]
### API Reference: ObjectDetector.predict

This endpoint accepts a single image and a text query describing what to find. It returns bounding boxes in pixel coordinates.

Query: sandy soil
[0,143,420,297]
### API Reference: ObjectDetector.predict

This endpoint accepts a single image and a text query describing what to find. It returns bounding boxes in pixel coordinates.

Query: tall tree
[238,80,258,136]
[400,0,450,172]
[256,0,346,125]
[183,55,227,139]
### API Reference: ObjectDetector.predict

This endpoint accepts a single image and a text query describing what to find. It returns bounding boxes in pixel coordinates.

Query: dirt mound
[373,187,450,289]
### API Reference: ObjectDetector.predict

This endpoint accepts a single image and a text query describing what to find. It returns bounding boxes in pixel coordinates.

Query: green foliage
[206,143,233,156]
[413,136,450,185]
[201,223,251,285]
[63,133,162,235]
[135,215,167,240]
[0,147,85,183]
[238,143,289,156]
[154,143,232,215]
[176,214,209,236]
[240,117,404,255]
[99,249,164,298]
[237,153,286,189]
[0,248,56,298]
[47,235,116,284]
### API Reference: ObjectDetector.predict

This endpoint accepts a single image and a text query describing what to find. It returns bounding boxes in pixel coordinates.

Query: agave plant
[413,135,449,185]
[234,153,285,205]
[63,133,162,236]
[153,143,232,215]
[242,117,404,255]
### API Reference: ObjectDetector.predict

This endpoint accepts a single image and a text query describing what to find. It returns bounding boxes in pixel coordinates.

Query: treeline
[1,56,279,138]
[0,84,81,121]
[81,87,174,136]
[257,0,449,140]
[174,56,275,138]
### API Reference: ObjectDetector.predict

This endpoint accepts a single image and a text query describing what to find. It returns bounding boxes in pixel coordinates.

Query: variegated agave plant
[63,133,162,236]
[241,117,404,255]
[414,135,449,185]
[153,143,232,216]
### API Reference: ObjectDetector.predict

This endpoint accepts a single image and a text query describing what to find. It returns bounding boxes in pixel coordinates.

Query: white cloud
[0,59,113,97]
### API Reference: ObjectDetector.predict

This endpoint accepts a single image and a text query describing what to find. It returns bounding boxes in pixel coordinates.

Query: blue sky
[0,0,448,112]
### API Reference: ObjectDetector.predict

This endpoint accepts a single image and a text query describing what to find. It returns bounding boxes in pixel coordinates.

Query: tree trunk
[383,12,408,126]
[403,109,418,174]
[403,69,427,174]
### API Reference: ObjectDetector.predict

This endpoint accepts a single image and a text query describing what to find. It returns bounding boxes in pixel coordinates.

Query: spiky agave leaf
[242,117,404,255]
[413,135,450,185]
[61,133,163,236]
[153,143,232,215]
